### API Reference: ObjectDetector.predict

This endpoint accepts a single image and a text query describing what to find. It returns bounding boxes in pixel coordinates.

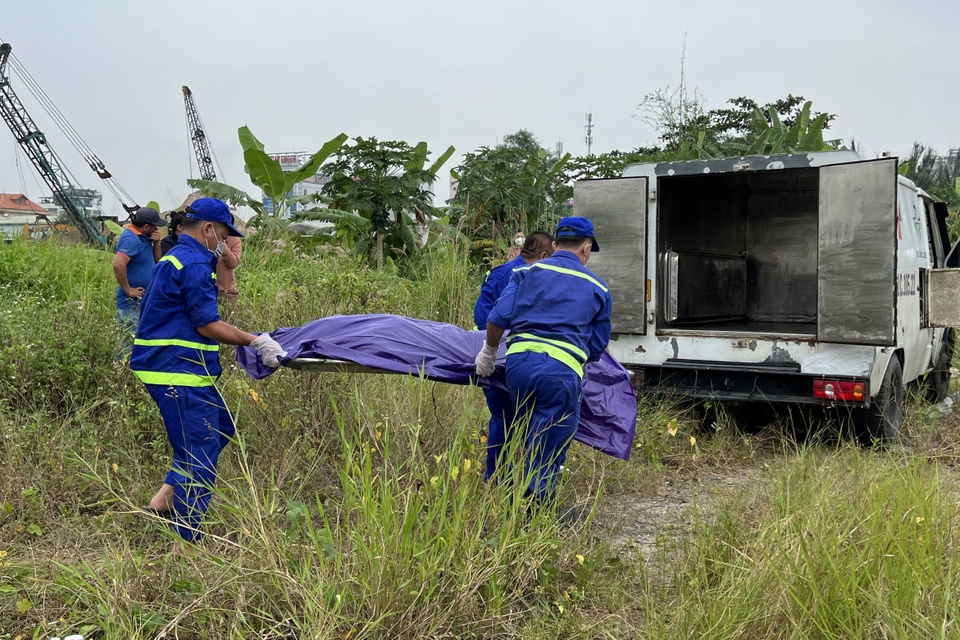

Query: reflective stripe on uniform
[132,371,217,387]
[506,341,584,378]
[521,262,608,292]
[507,332,588,362]
[134,338,219,351]
[160,255,184,270]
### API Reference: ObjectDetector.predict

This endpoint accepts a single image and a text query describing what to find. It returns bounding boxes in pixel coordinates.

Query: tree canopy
[319,137,455,270]
[450,129,570,243]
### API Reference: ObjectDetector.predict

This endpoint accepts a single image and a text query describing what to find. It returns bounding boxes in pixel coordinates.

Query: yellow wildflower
[248,388,267,407]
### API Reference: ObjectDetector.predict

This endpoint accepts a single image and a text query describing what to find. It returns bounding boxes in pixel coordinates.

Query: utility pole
[584,112,594,156]
[555,139,563,157]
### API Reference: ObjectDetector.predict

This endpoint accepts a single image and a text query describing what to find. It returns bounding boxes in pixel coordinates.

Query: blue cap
[555,216,599,252]
[186,197,243,237]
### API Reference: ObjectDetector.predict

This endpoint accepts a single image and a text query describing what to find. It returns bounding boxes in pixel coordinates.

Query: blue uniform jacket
[130,233,222,386]
[487,250,612,377]
[473,254,527,329]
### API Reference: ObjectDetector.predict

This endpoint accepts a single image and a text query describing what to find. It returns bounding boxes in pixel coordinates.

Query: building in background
[39,187,115,225]
[0,193,49,241]
[262,152,330,218]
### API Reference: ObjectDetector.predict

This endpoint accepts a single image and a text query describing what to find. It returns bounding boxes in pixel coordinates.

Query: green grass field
[2,239,960,639]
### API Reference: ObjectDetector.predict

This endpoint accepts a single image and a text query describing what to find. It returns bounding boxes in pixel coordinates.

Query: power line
[6,52,138,209]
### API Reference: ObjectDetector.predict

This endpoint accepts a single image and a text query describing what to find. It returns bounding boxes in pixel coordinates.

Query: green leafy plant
[188,126,347,226]
[319,137,455,270]
[451,130,570,244]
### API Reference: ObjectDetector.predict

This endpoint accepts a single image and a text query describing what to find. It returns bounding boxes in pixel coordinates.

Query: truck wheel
[859,357,905,446]
[924,330,953,404]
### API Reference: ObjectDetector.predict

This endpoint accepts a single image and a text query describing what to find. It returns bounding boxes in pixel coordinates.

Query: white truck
[576,151,960,442]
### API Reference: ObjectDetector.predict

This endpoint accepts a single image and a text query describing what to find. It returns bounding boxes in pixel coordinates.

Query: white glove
[474,342,498,377]
[250,334,287,368]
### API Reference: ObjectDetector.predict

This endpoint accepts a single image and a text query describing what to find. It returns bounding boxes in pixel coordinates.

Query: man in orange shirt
[216,214,242,321]
[112,206,166,362]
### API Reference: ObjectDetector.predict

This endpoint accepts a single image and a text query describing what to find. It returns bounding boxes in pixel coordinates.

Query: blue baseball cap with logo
[555,216,599,252]
[186,197,243,237]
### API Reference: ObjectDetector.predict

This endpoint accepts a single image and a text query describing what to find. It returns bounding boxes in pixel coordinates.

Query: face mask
[515,235,525,246]
[203,225,226,257]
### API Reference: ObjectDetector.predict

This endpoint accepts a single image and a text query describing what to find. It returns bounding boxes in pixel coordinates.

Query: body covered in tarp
[237,314,637,460]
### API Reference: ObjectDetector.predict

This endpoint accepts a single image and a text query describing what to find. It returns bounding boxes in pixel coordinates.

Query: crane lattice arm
[0,43,106,247]
[182,86,217,182]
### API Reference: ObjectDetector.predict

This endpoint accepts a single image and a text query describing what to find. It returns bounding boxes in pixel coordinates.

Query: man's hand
[149,229,161,244]
[474,342,497,377]
[124,286,145,300]
[250,334,287,368]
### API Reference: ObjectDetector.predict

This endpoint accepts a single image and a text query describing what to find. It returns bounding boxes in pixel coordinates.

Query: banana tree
[188,126,347,227]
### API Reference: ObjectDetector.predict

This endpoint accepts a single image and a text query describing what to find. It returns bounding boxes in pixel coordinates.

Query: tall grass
[3,238,960,637]
[638,448,960,638]
[0,238,600,637]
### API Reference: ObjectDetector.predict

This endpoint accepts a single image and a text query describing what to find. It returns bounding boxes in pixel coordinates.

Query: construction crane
[0,39,141,248]
[0,43,107,246]
[182,85,218,182]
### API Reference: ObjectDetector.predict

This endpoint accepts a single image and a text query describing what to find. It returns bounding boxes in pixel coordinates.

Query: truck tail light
[813,379,865,403]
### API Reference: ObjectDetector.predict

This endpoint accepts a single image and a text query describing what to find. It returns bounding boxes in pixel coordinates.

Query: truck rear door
[574,177,648,335]
[817,158,898,345]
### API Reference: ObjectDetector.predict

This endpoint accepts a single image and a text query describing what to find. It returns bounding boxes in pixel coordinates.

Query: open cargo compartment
[658,167,820,337]
[656,158,897,345]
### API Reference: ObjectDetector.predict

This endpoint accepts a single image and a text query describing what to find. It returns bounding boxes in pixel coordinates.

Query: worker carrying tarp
[130,198,286,542]
[236,313,636,461]
[475,216,613,500]
[473,231,555,480]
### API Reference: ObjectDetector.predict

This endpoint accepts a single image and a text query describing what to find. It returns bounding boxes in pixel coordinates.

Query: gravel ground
[592,466,762,569]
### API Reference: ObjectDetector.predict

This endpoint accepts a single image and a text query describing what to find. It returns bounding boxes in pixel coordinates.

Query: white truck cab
[577,151,959,441]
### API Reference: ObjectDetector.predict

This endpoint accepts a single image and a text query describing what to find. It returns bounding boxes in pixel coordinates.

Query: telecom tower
[585,112,594,156]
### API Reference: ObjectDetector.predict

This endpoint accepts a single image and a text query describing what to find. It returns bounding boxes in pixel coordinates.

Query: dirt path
[594,466,761,566]
[593,392,960,567]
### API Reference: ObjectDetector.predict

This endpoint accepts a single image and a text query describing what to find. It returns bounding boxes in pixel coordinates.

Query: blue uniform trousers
[146,384,235,542]
[483,386,515,481]
[505,351,582,498]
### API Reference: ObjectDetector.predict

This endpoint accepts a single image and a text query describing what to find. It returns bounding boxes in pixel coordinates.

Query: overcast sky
[1,0,958,219]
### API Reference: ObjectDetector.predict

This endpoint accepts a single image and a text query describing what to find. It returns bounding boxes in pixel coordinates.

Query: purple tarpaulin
[237,314,637,460]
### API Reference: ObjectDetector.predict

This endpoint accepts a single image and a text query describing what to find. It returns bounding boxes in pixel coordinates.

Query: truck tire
[924,330,953,404]
[859,357,905,446]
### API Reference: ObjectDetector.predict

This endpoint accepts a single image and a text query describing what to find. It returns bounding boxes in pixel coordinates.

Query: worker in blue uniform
[473,231,555,481]
[130,197,286,542]
[475,216,612,500]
